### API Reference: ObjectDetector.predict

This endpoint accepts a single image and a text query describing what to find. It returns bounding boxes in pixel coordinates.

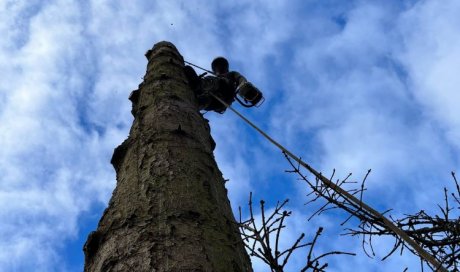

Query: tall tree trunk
[84,41,252,272]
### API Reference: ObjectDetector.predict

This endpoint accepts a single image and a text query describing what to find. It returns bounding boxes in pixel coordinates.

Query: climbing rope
[209,93,446,272]
[184,60,216,76]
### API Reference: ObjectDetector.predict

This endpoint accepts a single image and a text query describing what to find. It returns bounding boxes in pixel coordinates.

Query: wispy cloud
[397,0,460,149]
[0,1,126,270]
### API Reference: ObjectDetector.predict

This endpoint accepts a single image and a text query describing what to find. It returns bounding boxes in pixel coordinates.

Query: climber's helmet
[211,57,229,75]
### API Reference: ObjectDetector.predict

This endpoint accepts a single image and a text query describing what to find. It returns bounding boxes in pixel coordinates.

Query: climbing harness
[209,93,447,272]
[184,60,264,108]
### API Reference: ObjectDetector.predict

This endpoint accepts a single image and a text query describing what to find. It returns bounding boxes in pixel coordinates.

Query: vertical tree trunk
[84,41,252,272]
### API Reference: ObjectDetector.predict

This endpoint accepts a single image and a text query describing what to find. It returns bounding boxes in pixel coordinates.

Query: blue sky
[1,0,459,271]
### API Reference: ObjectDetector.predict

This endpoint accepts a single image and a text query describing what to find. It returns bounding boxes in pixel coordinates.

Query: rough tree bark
[83,41,252,272]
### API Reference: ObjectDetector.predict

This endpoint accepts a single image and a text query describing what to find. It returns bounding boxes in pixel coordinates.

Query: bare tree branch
[284,153,459,271]
[238,194,355,271]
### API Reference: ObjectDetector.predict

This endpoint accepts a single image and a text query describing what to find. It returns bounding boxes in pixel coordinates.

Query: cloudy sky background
[1,0,459,271]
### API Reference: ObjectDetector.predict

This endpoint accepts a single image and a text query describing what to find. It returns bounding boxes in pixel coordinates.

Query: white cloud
[0,1,123,270]
[269,0,459,185]
[397,0,460,149]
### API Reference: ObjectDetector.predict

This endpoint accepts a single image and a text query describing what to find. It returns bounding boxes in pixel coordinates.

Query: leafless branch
[284,153,459,271]
[238,193,354,271]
